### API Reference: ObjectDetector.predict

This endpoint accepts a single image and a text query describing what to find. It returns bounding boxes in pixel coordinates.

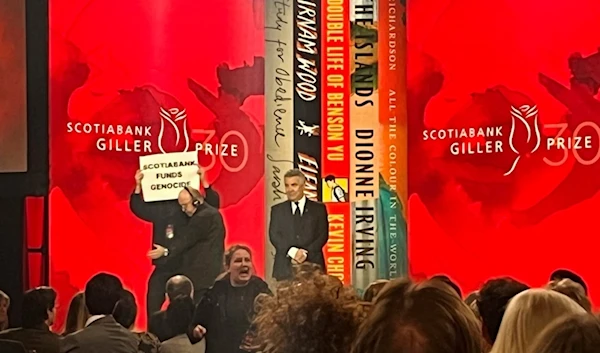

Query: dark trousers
[147,267,176,320]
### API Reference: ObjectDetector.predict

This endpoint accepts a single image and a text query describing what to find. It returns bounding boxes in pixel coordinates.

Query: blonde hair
[490,289,586,353]
[63,292,89,335]
[530,313,600,353]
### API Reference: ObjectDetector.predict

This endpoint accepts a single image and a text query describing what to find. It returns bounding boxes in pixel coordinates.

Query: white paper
[139,151,200,202]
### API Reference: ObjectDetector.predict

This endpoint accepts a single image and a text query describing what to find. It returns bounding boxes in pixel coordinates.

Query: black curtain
[0,0,48,328]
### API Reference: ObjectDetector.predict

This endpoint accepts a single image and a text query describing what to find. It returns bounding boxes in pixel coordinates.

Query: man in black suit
[269,169,329,280]
[0,287,60,353]
[146,186,225,302]
[148,275,194,342]
[61,273,137,353]
[130,167,220,319]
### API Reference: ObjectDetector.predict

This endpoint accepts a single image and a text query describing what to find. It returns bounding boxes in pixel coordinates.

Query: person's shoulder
[212,275,231,289]
[134,331,160,352]
[0,327,21,338]
[198,202,221,216]
[250,275,270,289]
[149,310,166,321]
[307,199,326,209]
[61,329,82,350]
[272,200,290,210]
[190,204,217,221]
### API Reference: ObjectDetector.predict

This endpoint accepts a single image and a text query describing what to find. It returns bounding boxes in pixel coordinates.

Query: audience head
[352,278,484,353]
[530,313,600,353]
[113,289,137,330]
[0,290,9,330]
[550,269,587,294]
[254,272,365,353]
[284,169,306,202]
[363,280,389,302]
[225,245,254,287]
[490,289,586,353]
[293,262,324,280]
[547,278,591,312]
[166,295,195,336]
[85,273,124,316]
[165,275,194,302]
[431,275,462,298]
[477,277,529,344]
[21,286,57,329]
[64,292,89,335]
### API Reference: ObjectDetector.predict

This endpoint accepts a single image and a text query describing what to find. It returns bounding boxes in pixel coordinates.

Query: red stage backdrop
[49,0,265,330]
[408,0,600,304]
[0,0,27,173]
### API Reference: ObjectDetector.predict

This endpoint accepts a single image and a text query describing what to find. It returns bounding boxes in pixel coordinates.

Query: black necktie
[293,202,302,238]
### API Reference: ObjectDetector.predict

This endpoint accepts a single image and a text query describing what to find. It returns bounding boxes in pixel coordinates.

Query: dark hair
[477,277,529,343]
[165,275,194,302]
[85,273,124,315]
[324,175,335,182]
[113,289,137,329]
[64,292,88,335]
[530,313,600,353]
[465,291,480,306]
[431,275,462,298]
[225,245,253,267]
[352,278,484,353]
[166,295,195,335]
[550,269,588,294]
[22,287,56,328]
[363,280,389,302]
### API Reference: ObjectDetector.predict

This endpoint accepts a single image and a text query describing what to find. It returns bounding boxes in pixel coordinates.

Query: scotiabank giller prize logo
[65,106,248,173]
[422,104,600,175]
[505,105,541,176]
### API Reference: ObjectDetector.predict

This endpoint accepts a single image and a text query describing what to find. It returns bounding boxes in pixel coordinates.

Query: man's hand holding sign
[138,151,200,202]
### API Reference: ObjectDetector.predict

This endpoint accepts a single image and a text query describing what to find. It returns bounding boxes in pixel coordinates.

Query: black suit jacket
[170,202,226,290]
[269,199,329,280]
[0,324,60,353]
[0,325,60,353]
[60,316,138,353]
[0,339,27,353]
[129,187,220,270]
[147,310,171,342]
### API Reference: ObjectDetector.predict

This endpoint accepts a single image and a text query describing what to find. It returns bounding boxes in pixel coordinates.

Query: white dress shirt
[85,314,106,327]
[291,196,307,215]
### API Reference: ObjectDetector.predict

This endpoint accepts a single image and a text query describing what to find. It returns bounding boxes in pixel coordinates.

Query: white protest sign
[139,151,199,202]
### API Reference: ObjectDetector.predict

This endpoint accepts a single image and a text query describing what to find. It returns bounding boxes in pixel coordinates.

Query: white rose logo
[158,107,190,154]
[504,104,541,176]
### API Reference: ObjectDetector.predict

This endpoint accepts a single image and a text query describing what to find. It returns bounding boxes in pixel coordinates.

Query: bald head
[165,275,194,301]
[178,187,203,216]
